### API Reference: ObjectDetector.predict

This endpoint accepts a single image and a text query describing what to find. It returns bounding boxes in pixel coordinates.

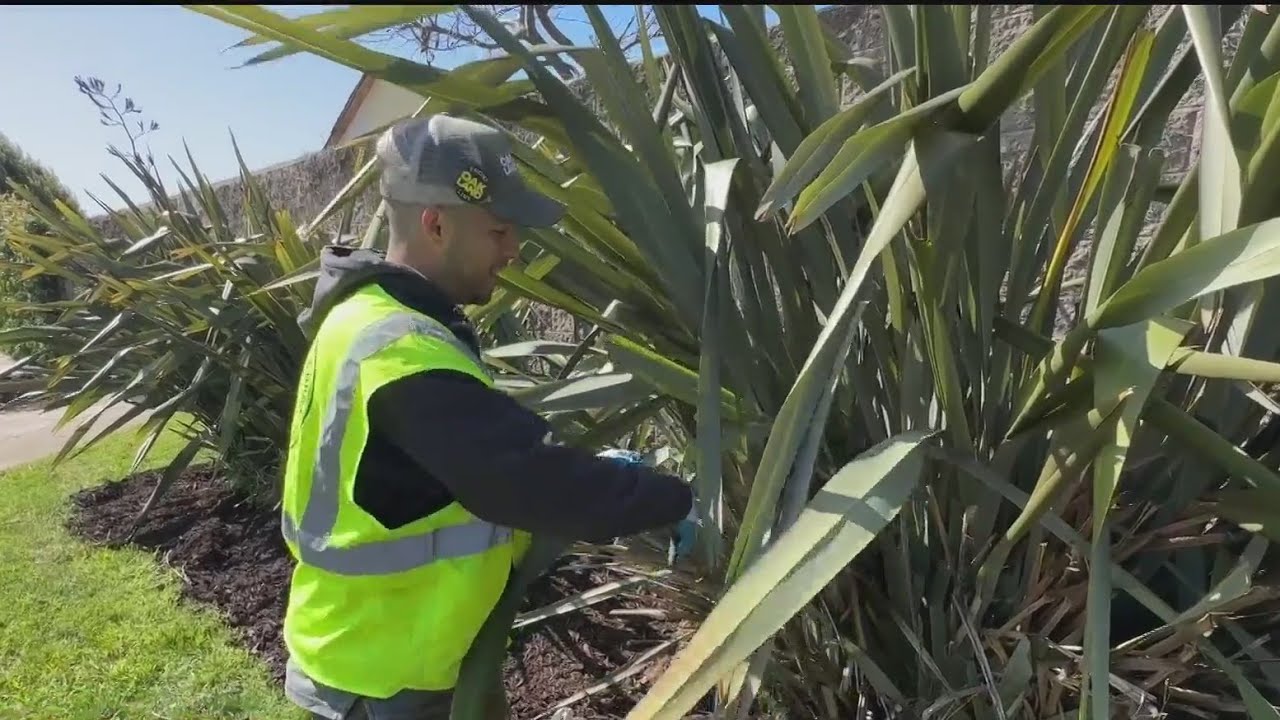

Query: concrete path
[0,402,142,472]
[0,352,145,472]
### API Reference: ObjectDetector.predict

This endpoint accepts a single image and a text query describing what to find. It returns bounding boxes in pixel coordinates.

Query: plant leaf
[627,431,933,720]
[1093,216,1280,329]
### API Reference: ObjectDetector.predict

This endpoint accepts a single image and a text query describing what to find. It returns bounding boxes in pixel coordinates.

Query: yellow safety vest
[281,282,531,698]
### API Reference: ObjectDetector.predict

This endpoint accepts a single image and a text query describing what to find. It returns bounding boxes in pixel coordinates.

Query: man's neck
[364,259,479,352]
[385,248,461,308]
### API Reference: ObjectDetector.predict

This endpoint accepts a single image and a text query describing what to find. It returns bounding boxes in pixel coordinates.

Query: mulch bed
[65,466,697,719]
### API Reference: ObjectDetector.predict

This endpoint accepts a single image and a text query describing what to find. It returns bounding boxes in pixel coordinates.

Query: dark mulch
[65,466,693,719]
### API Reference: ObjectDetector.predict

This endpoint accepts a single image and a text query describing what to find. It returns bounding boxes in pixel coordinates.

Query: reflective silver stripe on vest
[286,311,507,577]
[281,513,511,577]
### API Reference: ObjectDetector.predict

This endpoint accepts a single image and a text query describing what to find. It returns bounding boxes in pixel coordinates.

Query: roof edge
[324,73,377,149]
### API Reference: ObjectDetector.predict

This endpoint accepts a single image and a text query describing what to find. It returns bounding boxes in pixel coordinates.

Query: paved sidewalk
[0,403,142,472]
[0,353,146,472]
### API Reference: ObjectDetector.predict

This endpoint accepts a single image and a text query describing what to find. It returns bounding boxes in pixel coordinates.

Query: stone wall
[87,141,384,243]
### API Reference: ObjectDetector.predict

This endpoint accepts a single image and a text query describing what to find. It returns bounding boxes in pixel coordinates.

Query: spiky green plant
[65,3,1280,717]
[0,132,635,530]
[0,143,319,508]
[0,133,82,362]
[0,193,44,366]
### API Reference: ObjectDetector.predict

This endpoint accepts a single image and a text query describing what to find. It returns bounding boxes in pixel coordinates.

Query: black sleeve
[366,369,693,543]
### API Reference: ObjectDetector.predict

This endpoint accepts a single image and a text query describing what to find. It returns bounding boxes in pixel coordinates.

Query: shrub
[0,194,42,358]
[0,132,80,214]
[0,134,80,360]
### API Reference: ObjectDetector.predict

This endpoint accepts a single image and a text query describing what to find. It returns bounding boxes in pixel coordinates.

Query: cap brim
[491,182,566,228]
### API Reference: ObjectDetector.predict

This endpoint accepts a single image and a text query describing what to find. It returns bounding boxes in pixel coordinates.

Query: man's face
[427,204,519,306]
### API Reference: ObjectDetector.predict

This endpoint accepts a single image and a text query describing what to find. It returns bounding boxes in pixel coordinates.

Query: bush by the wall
[0,133,79,215]
[0,133,81,360]
[0,194,50,360]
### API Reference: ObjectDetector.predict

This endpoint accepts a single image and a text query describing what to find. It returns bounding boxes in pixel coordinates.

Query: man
[280,114,696,719]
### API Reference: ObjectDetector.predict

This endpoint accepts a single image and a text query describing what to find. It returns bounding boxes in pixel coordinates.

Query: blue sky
[1,5,776,215]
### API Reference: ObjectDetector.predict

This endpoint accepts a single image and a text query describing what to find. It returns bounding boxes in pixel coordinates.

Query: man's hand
[671,506,699,562]
[595,447,647,465]
[597,447,699,565]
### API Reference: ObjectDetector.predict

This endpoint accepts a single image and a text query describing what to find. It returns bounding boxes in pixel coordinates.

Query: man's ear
[419,206,444,241]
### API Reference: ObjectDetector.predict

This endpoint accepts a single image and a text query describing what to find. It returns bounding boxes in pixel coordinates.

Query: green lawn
[0,424,303,719]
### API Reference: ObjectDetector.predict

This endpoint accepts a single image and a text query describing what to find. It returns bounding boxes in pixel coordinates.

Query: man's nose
[500,229,519,261]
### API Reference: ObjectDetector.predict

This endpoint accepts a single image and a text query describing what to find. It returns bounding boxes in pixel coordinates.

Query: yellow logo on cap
[455,167,489,203]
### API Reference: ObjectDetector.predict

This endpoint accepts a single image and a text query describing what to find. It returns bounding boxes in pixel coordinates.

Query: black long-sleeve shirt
[300,246,693,542]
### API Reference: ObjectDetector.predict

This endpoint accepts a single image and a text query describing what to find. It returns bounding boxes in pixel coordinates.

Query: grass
[0,422,303,720]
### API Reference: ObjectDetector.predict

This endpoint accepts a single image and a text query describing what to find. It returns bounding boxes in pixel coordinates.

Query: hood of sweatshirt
[297,245,477,352]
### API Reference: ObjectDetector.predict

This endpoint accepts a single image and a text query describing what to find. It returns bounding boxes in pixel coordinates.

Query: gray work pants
[286,657,457,720]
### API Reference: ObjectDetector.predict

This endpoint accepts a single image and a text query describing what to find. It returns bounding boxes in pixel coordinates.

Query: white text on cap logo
[499,153,516,176]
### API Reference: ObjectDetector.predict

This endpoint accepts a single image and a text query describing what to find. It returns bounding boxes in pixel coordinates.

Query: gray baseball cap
[376,114,565,228]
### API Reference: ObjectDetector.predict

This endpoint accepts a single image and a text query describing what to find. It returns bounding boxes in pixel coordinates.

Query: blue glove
[671,506,699,563]
[595,448,647,466]
[597,448,698,564]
